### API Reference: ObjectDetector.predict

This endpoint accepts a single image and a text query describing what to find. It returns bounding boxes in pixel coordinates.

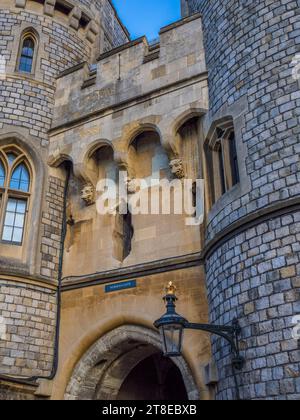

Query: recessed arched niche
[94,145,118,184]
[129,131,171,182]
[175,117,202,181]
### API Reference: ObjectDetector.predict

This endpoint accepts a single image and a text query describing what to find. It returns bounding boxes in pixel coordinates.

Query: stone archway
[64,325,199,400]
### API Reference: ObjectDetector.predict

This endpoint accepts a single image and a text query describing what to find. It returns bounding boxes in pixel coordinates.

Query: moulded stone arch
[19,26,40,44]
[125,122,163,150]
[157,107,207,159]
[120,120,173,159]
[48,151,74,169]
[75,139,116,185]
[82,139,116,163]
[204,115,235,148]
[122,123,165,179]
[64,325,200,401]
[123,121,161,147]
[172,108,207,137]
[0,132,44,181]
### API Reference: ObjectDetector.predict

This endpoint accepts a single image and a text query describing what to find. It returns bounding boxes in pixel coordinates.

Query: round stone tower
[0,0,127,398]
[184,0,300,400]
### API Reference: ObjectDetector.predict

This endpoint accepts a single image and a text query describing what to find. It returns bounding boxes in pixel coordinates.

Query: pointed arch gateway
[64,325,199,400]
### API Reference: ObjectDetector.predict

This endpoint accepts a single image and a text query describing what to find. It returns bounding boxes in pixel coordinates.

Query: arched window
[17,31,37,74]
[10,164,30,192]
[0,148,31,245]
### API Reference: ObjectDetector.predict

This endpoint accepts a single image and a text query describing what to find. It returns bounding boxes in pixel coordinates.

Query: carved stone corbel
[80,183,95,206]
[169,158,185,179]
[125,177,139,194]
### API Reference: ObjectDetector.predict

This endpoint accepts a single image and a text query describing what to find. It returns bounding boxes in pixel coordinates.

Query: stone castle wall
[0,282,57,377]
[101,0,130,51]
[186,0,300,400]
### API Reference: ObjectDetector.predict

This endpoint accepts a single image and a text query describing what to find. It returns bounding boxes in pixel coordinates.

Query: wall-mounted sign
[105,280,137,294]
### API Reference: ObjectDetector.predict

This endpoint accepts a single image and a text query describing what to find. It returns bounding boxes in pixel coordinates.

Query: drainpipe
[0,163,71,387]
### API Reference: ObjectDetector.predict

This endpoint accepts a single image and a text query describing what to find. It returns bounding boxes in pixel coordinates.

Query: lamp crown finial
[166,281,177,295]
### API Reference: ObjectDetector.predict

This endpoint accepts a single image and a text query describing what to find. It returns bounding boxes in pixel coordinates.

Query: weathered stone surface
[186,0,300,400]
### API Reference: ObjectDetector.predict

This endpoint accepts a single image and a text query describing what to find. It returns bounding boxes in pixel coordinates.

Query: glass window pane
[2,198,27,244]
[217,144,226,195]
[12,228,23,244]
[19,37,34,73]
[229,131,240,186]
[4,212,15,227]
[10,163,30,192]
[7,153,17,166]
[15,213,25,228]
[0,161,5,187]
[7,198,17,212]
[17,200,26,213]
[2,226,13,242]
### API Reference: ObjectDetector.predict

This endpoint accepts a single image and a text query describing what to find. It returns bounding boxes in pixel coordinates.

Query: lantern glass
[160,323,184,357]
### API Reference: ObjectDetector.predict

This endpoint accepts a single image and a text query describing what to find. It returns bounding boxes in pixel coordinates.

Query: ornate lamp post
[154,282,245,399]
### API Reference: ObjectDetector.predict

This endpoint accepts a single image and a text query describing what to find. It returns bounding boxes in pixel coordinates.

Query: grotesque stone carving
[126,177,139,194]
[81,183,95,206]
[170,159,185,179]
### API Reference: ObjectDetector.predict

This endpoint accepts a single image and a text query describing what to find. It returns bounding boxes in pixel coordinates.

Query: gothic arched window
[10,163,30,192]
[0,148,31,245]
[17,31,38,74]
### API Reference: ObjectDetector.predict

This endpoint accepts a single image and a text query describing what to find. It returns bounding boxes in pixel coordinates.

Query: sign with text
[105,280,137,294]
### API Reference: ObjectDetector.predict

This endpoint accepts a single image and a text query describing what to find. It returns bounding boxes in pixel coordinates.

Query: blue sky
[112,0,181,41]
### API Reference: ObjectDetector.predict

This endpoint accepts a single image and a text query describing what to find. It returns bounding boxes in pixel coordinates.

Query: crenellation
[52,14,207,129]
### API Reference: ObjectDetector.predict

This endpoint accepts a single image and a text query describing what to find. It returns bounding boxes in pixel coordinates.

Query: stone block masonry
[0,281,57,377]
[0,6,92,144]
[192,0,300,239]
[0,77,54,145]
[206,212,300,400]
[186,0,300,400]
[40,176,65,280]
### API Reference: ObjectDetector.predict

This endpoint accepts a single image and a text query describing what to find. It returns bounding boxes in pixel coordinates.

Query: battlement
[52,13,206,129]
[5,0,99,44]
[7,0,129,47]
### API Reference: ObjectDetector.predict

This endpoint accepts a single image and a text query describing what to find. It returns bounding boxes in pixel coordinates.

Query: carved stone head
[81,183,95,206]
[125,177,139,194]
[169,159,185,179]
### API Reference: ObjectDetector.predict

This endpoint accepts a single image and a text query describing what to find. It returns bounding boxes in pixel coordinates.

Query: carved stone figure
[169,159,185,179]
[81,183,95,206]
[125,177,139,194]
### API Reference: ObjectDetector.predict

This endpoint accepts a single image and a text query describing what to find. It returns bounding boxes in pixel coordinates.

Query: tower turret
[184,0,300,400]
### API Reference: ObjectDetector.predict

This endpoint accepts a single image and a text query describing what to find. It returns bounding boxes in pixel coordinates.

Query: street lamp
[154,282,244,370]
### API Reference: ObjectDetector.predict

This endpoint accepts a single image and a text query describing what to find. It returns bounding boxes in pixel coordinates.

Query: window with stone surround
[0,147,31,245]
[205,119,240,205]
[17,30,38,74]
